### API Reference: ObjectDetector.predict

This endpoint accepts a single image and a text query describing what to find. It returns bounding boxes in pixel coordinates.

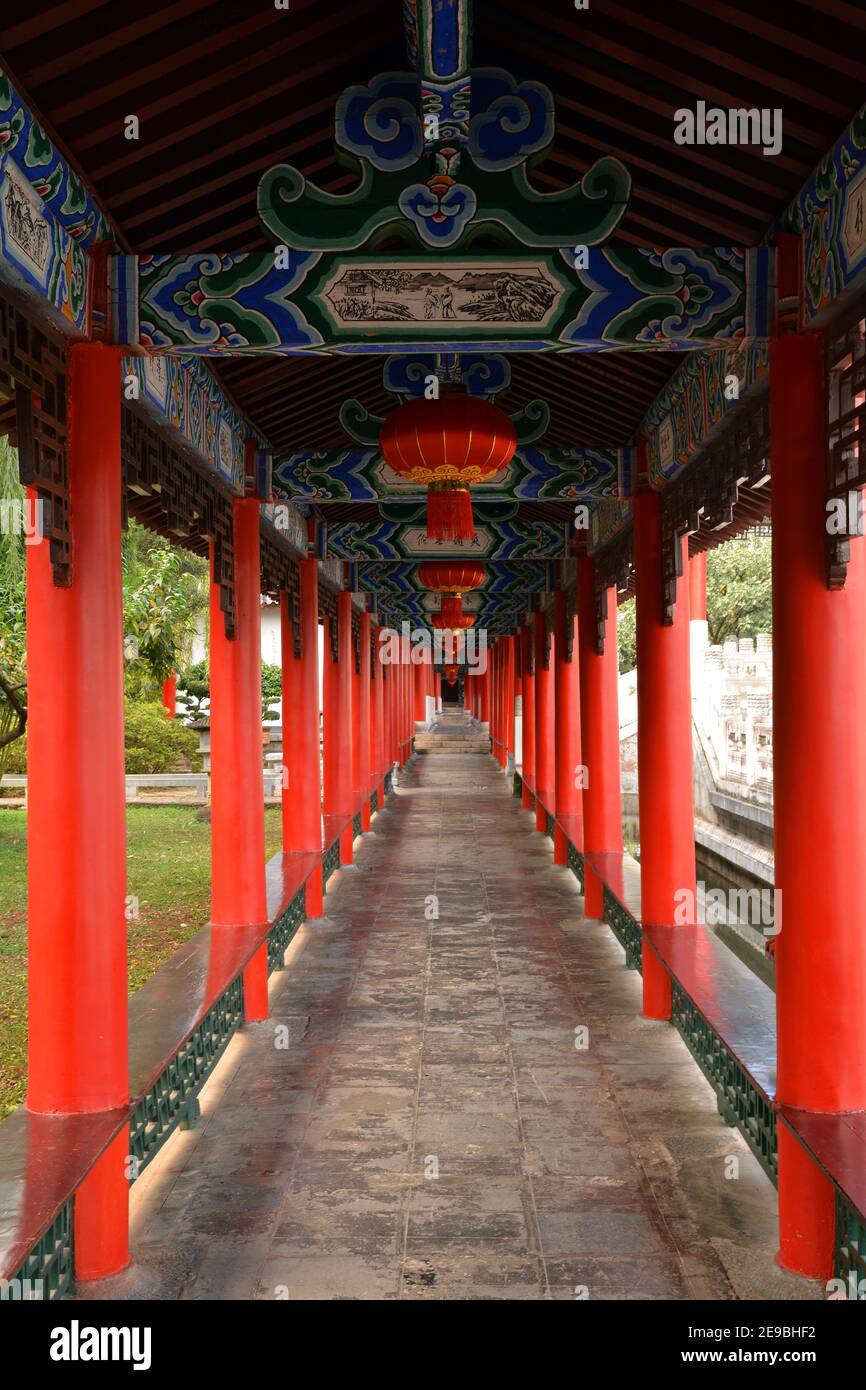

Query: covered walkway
[88,744,812,1302]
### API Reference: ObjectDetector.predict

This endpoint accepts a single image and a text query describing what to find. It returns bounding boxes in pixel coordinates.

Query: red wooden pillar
[281,558,323,916]
[577,557,623,918]
[338,592,355,861]
[26,343,129,1279]
[688,551,707,621]
[403,648,412,759]
[211,497,269,1021]
[373,624,385,802]
[772,328,866,1278]
[503,635,516,768]
[490,643,500,761]
[161,673,177,717]
[553,591,582,866]
[385,633,397,766]
[351,627,361,809]
[633,487,695,1020]
[414,651,427,725]
[520,623,535,810]
[479,664,490,727]
[534,603,555,830]
[358,611,372,829]
[396,644,404,763]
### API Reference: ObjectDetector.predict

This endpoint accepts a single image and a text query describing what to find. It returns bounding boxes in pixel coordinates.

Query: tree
[706,529,771,645]
[616,527,771,675]
[122,523,208,700]
[0,439,27,765]
[617,597,636,674]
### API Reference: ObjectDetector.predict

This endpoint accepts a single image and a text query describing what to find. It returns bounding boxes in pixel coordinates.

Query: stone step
[415,734,491,752]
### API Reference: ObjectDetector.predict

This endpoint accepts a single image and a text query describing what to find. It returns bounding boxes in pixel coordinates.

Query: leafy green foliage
[177,659,283,722]
[0,439,27,768]
[616,529,771,673]
[2,701,203,775]
[706,530,771,646]
[261,662,282,721]
[123,526,208,699]
[176,658,209,717]
[617,597,636,675]
[123,701,202,773]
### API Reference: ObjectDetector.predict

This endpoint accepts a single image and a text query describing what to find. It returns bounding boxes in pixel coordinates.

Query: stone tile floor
[84,750,821,1301]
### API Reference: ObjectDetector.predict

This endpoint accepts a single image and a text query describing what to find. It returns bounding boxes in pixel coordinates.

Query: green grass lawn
[0,805,284,1119]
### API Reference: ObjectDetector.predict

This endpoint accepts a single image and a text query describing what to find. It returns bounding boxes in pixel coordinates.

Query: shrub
[2,703,202,778]
[124,702,202,774]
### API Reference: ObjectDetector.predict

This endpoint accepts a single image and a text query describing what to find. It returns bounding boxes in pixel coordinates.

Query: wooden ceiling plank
[13,0,215,87]
[74,6,382,152]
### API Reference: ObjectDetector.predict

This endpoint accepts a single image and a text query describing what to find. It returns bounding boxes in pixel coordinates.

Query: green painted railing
[129,974,244,1176]
[836,1194,866,1295]
[603,886,644,973]
[670,980,777,1185]
[322,838,340,885]
[6,1201,73,1301]
[267,886,306,974]
[566,839,584,893]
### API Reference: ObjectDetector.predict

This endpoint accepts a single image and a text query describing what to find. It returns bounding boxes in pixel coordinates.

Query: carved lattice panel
[121,403,237,637]
[660,395,770,622]
[827,314,866,589]
[593,529,633,654]
[260,529,302,657]
[0,286,70,584]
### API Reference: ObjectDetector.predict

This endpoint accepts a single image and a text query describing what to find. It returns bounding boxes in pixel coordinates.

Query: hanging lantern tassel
[427,482,474,543]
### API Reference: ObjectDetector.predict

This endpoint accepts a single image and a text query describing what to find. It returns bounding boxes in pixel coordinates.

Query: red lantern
[418,561,484,629]
[445,663,459,686]
[431,612,475,630]
[380,395,516,542]
[418,562,485,592]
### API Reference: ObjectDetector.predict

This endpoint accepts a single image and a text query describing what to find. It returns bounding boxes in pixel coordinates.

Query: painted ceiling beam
[274,443,628,501]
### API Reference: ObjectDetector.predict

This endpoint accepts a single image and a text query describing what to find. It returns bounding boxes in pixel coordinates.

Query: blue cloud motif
[398,182,477,247]
[468,68,555,171]
[335,72,423,172]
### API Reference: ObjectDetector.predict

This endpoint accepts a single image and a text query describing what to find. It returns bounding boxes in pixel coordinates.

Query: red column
[26,343,129,1279]
[373,623,385,802]
[633,488,695,1020]
[520,623,535,810]
[772,329,866,1278]
[688,551,707,621]
[281,559,322,916]
[386,653,397,767]
[161,673,177,717]
[553,591,582,866]
[503,635,516,768]
[338,593,355,860]
[534,604,555,830]
[210,498,269,1021]
[414,652,427,725]
[403,649,412,760]
[577,557,623,918]
[352,630,361,809]
[359,611,372,830]
[479,665,491,726]
[490,643,500,761]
